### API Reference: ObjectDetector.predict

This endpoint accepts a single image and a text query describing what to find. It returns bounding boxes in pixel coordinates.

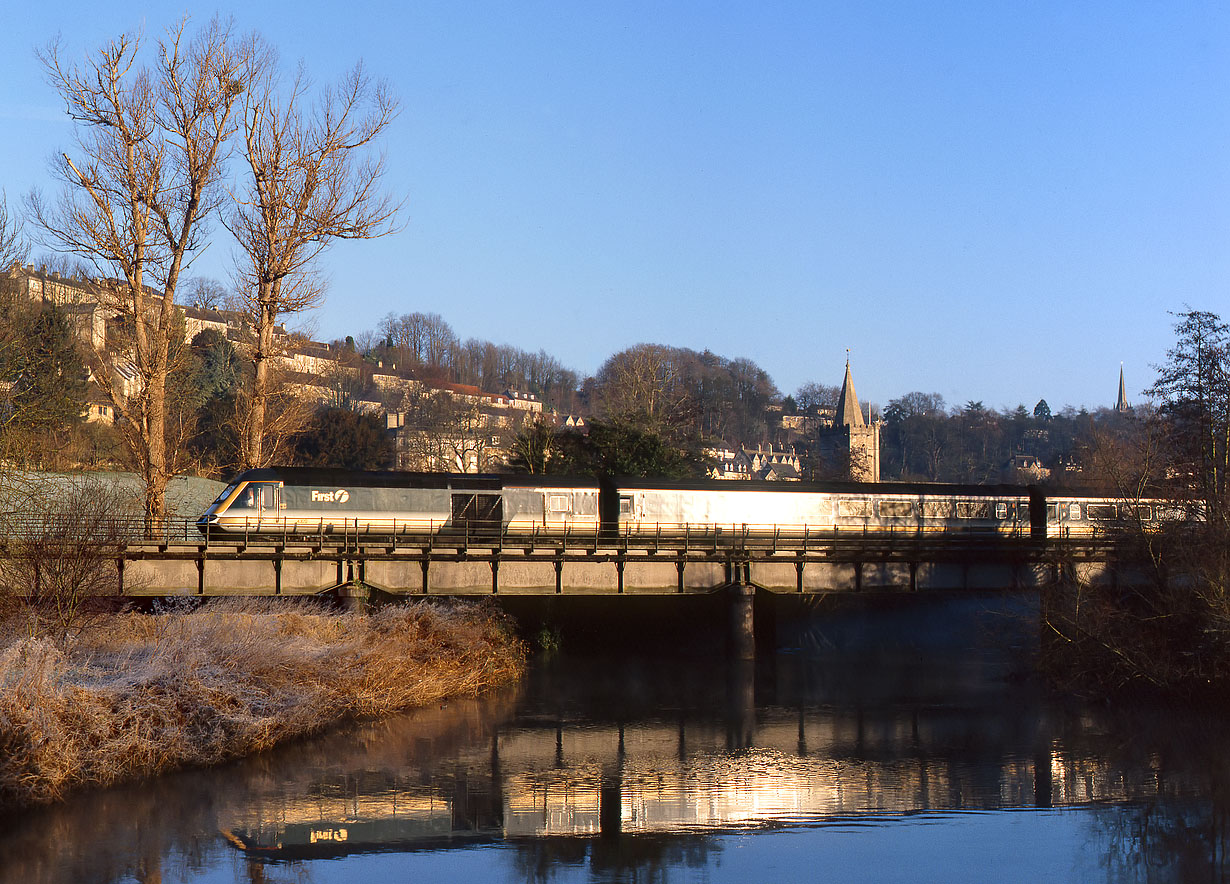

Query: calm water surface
[3,607,1229,883]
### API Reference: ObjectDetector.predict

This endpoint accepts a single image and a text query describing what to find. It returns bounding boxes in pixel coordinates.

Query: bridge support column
[728,583,756,661]
[341,581,368,613]
[908,562,918,592]
[420,557,430,594]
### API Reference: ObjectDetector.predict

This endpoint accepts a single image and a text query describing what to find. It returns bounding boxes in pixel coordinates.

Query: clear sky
[2,1,1227,414]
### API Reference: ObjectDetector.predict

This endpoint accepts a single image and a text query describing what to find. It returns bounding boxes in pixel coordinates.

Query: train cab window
[995,502,1008,520]
[235,486,260,509]
[1068,503,1081,520]
[237,484,277,510]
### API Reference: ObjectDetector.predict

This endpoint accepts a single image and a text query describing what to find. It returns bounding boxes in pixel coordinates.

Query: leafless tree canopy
[0,194,28,271]
[395,391,518,473]
[229,45,401,469]
[28,18,251,529]
[593,343,695,429]
[184,276,236,312]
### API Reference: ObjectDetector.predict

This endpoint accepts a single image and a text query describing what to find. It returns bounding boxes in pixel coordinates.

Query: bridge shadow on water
[492,585,1041,665]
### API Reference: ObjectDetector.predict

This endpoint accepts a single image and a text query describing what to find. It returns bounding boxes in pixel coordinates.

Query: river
[1,591,1227,883]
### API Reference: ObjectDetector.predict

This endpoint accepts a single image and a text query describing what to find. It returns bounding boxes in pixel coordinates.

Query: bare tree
[593,343,694,431]
[184,275,236,311]
[28,18,249,530]
[395,390,516,473]
[0,476,134,641]
[794,381,842,413]
[0,193,28,271]
[229,47,400,469]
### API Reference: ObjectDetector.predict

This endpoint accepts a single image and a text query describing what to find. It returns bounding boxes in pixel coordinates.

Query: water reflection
[3,651,1230,883]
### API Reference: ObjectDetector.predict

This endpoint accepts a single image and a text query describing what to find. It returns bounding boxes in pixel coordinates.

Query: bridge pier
[728,582,756,660]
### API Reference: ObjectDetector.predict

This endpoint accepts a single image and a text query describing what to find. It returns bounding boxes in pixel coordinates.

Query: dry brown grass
[0,598,525,808]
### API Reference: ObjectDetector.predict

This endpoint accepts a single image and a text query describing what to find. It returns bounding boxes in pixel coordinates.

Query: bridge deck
[23,528,1120,598]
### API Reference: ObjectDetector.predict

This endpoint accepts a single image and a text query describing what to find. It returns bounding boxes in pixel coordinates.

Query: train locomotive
[196,467,1163,540]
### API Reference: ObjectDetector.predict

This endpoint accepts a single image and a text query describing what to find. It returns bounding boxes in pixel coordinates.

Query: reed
[0,598,525,808]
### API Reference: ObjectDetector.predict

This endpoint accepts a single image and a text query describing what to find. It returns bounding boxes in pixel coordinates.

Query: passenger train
[196,468,1170,539]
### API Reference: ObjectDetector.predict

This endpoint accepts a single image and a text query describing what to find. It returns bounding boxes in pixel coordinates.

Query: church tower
[1116,364,1131,414]
[815,358,881,482]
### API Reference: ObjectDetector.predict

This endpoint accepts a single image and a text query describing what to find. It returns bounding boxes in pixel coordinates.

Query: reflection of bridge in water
[219,672,1181,861]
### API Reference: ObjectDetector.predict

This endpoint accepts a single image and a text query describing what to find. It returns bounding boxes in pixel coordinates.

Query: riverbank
[0,599,526,808]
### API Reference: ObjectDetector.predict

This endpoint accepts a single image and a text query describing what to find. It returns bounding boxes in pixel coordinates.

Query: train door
[451,493,504,532]
[235,482,280,516]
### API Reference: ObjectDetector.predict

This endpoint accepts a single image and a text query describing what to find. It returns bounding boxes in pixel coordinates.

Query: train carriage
[198,468,600,537]
[604,478,1032,536]
[198,468,1176,541]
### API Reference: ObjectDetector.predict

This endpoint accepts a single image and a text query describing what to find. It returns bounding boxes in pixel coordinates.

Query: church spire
[1116,363,1130,414]
[836,354,865,428]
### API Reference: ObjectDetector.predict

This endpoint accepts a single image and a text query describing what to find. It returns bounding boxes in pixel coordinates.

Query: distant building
[1116,364,1132,414]
[710,444,802,481]
[812,359,881,482]
[1003,454,1050,484]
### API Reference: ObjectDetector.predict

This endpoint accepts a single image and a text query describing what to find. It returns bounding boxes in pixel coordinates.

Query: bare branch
[229,45,402,468]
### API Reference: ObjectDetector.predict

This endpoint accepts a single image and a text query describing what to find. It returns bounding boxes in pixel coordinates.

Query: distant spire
[1116,363,1130,413]
[837,357,865,428]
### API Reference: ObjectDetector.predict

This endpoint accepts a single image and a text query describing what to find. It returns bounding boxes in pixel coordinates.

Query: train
[195,467,1171,539]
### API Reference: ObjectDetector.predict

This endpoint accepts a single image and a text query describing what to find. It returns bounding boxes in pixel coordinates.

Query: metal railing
[0,514,1124,554]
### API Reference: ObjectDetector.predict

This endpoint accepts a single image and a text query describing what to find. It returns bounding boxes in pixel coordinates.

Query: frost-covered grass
[0,599,525,808]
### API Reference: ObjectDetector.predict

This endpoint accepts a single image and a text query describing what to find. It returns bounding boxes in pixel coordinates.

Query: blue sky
[2,1,1227,413]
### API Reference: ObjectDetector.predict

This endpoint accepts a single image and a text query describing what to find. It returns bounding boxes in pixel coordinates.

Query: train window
[923,501,955,519]
[995,502,1008,520]
[838,500,871,518]
[1086,503,1116,520]
[956,502,990,519]
[575,492,598,516]
[618,496,633,518]
[235,486,260,509]
[547,494,570,513]
[879,500,912,518]
[1068,503,1081,520]
[1121,505,1152,521]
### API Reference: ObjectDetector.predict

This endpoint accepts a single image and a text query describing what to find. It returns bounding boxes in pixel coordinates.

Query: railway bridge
[16,519,1124,656]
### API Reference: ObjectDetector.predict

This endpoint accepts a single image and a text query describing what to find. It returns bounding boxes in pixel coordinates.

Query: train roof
[223,468,599,490]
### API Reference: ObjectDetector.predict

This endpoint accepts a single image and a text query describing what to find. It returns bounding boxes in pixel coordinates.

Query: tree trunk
[243,284,277,469]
